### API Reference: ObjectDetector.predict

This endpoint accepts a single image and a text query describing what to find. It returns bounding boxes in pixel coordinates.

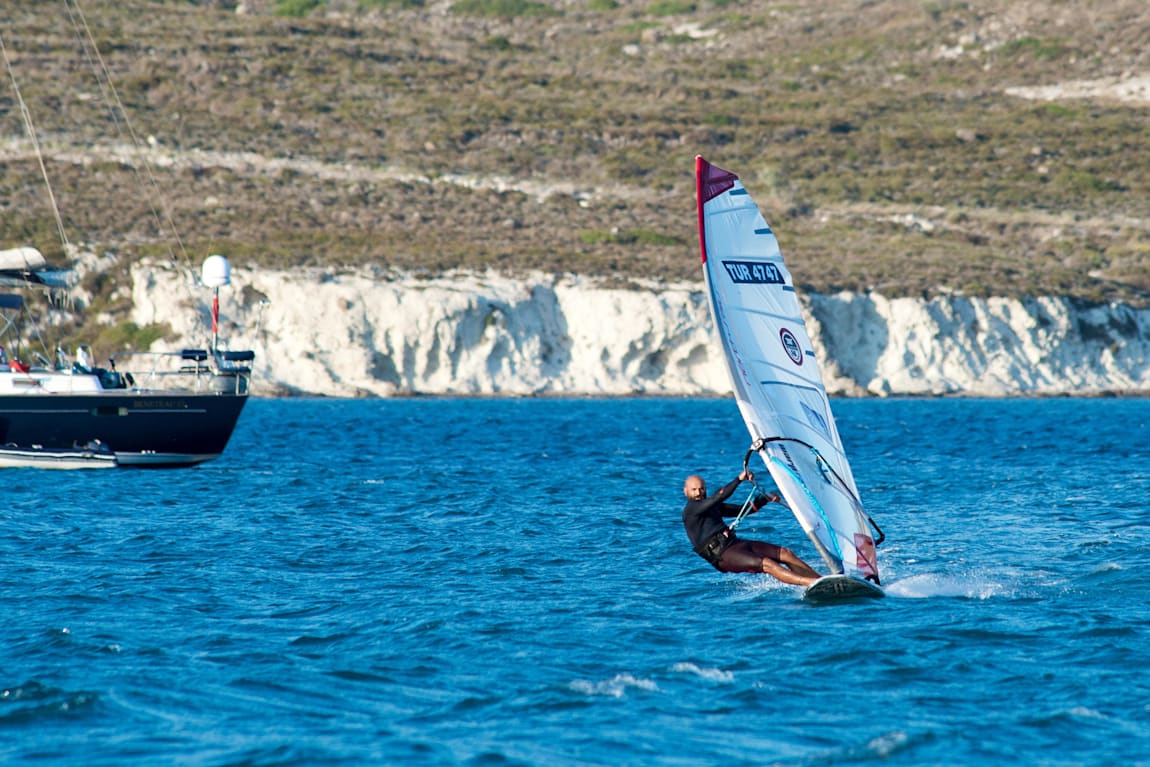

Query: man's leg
[732,541,819,586]
[744,541,820,583]
[760,556,819,587]
[776,547,820,578]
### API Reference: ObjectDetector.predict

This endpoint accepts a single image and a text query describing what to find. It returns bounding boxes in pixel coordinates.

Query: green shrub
[274,0,324,17]
[703,113,738,126]
[622,21,659,33]
[450,0,559,17]
[95,321,172,353]
[359,0,423,7]
[648,1,696,16]
[1041,103,1077,118]
[1000,36,1068,60]
[630,229,685,246]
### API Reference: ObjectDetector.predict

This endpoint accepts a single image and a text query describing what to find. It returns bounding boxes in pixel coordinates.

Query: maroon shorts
[715,539,782,573]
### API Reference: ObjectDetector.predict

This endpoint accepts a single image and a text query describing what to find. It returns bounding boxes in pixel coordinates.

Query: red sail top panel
[694,156,739,263]
[696,156,738,204]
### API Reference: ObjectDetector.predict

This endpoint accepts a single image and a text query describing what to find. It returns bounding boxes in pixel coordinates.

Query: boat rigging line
[63,0,191,268]
[0,34,71,260]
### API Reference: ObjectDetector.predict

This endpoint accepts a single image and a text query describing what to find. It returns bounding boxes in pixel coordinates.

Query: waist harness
[696,528,736,568]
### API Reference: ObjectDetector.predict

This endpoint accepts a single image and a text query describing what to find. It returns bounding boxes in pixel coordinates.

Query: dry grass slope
[2,0,1149,328]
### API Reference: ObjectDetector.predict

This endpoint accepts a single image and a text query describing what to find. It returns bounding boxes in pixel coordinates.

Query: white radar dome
[202,254,231,287]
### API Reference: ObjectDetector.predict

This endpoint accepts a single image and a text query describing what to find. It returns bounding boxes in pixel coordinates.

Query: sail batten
[695,155,881,586]
[757,378,827,395]
[730,306,803,324]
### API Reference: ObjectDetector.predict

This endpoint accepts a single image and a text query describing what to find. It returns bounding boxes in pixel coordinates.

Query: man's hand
[738,469,754,482]
[751,492,781,511]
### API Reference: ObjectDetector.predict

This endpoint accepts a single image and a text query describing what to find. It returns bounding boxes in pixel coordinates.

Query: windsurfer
[681,470,821,587]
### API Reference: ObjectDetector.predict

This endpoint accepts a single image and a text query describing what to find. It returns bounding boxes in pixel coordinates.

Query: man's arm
[717,471,782,517]
[712,475,743,503]
[749,491,782,513]
[718,503,744,518]
[713,472,748,517]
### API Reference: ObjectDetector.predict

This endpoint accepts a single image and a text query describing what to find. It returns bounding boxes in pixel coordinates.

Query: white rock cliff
[129,263,1150,397]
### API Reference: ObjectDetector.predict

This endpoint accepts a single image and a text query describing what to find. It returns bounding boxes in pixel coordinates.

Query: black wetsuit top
[682,477,745,553]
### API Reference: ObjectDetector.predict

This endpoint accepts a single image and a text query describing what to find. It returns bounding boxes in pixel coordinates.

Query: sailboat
[0,11,254,468]
[694,156,885,601]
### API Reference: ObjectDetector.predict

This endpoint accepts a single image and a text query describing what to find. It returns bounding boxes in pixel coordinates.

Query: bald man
[681,470,820,586]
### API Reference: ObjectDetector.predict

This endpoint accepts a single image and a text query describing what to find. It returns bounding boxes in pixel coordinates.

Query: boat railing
[108,348,253,395]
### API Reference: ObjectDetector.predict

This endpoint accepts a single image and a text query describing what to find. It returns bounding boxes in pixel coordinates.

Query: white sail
[695,156,880,584]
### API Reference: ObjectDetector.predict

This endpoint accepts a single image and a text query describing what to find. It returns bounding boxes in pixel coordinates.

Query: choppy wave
[0,681,99,725]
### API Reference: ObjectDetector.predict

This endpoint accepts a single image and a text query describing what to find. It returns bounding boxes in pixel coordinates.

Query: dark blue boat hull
[0,391,249,467]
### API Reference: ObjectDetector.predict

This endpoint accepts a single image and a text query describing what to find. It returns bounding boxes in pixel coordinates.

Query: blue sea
[3,397,1148,766]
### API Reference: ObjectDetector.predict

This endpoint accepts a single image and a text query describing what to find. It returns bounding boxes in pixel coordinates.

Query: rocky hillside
[2,0,1149,359]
